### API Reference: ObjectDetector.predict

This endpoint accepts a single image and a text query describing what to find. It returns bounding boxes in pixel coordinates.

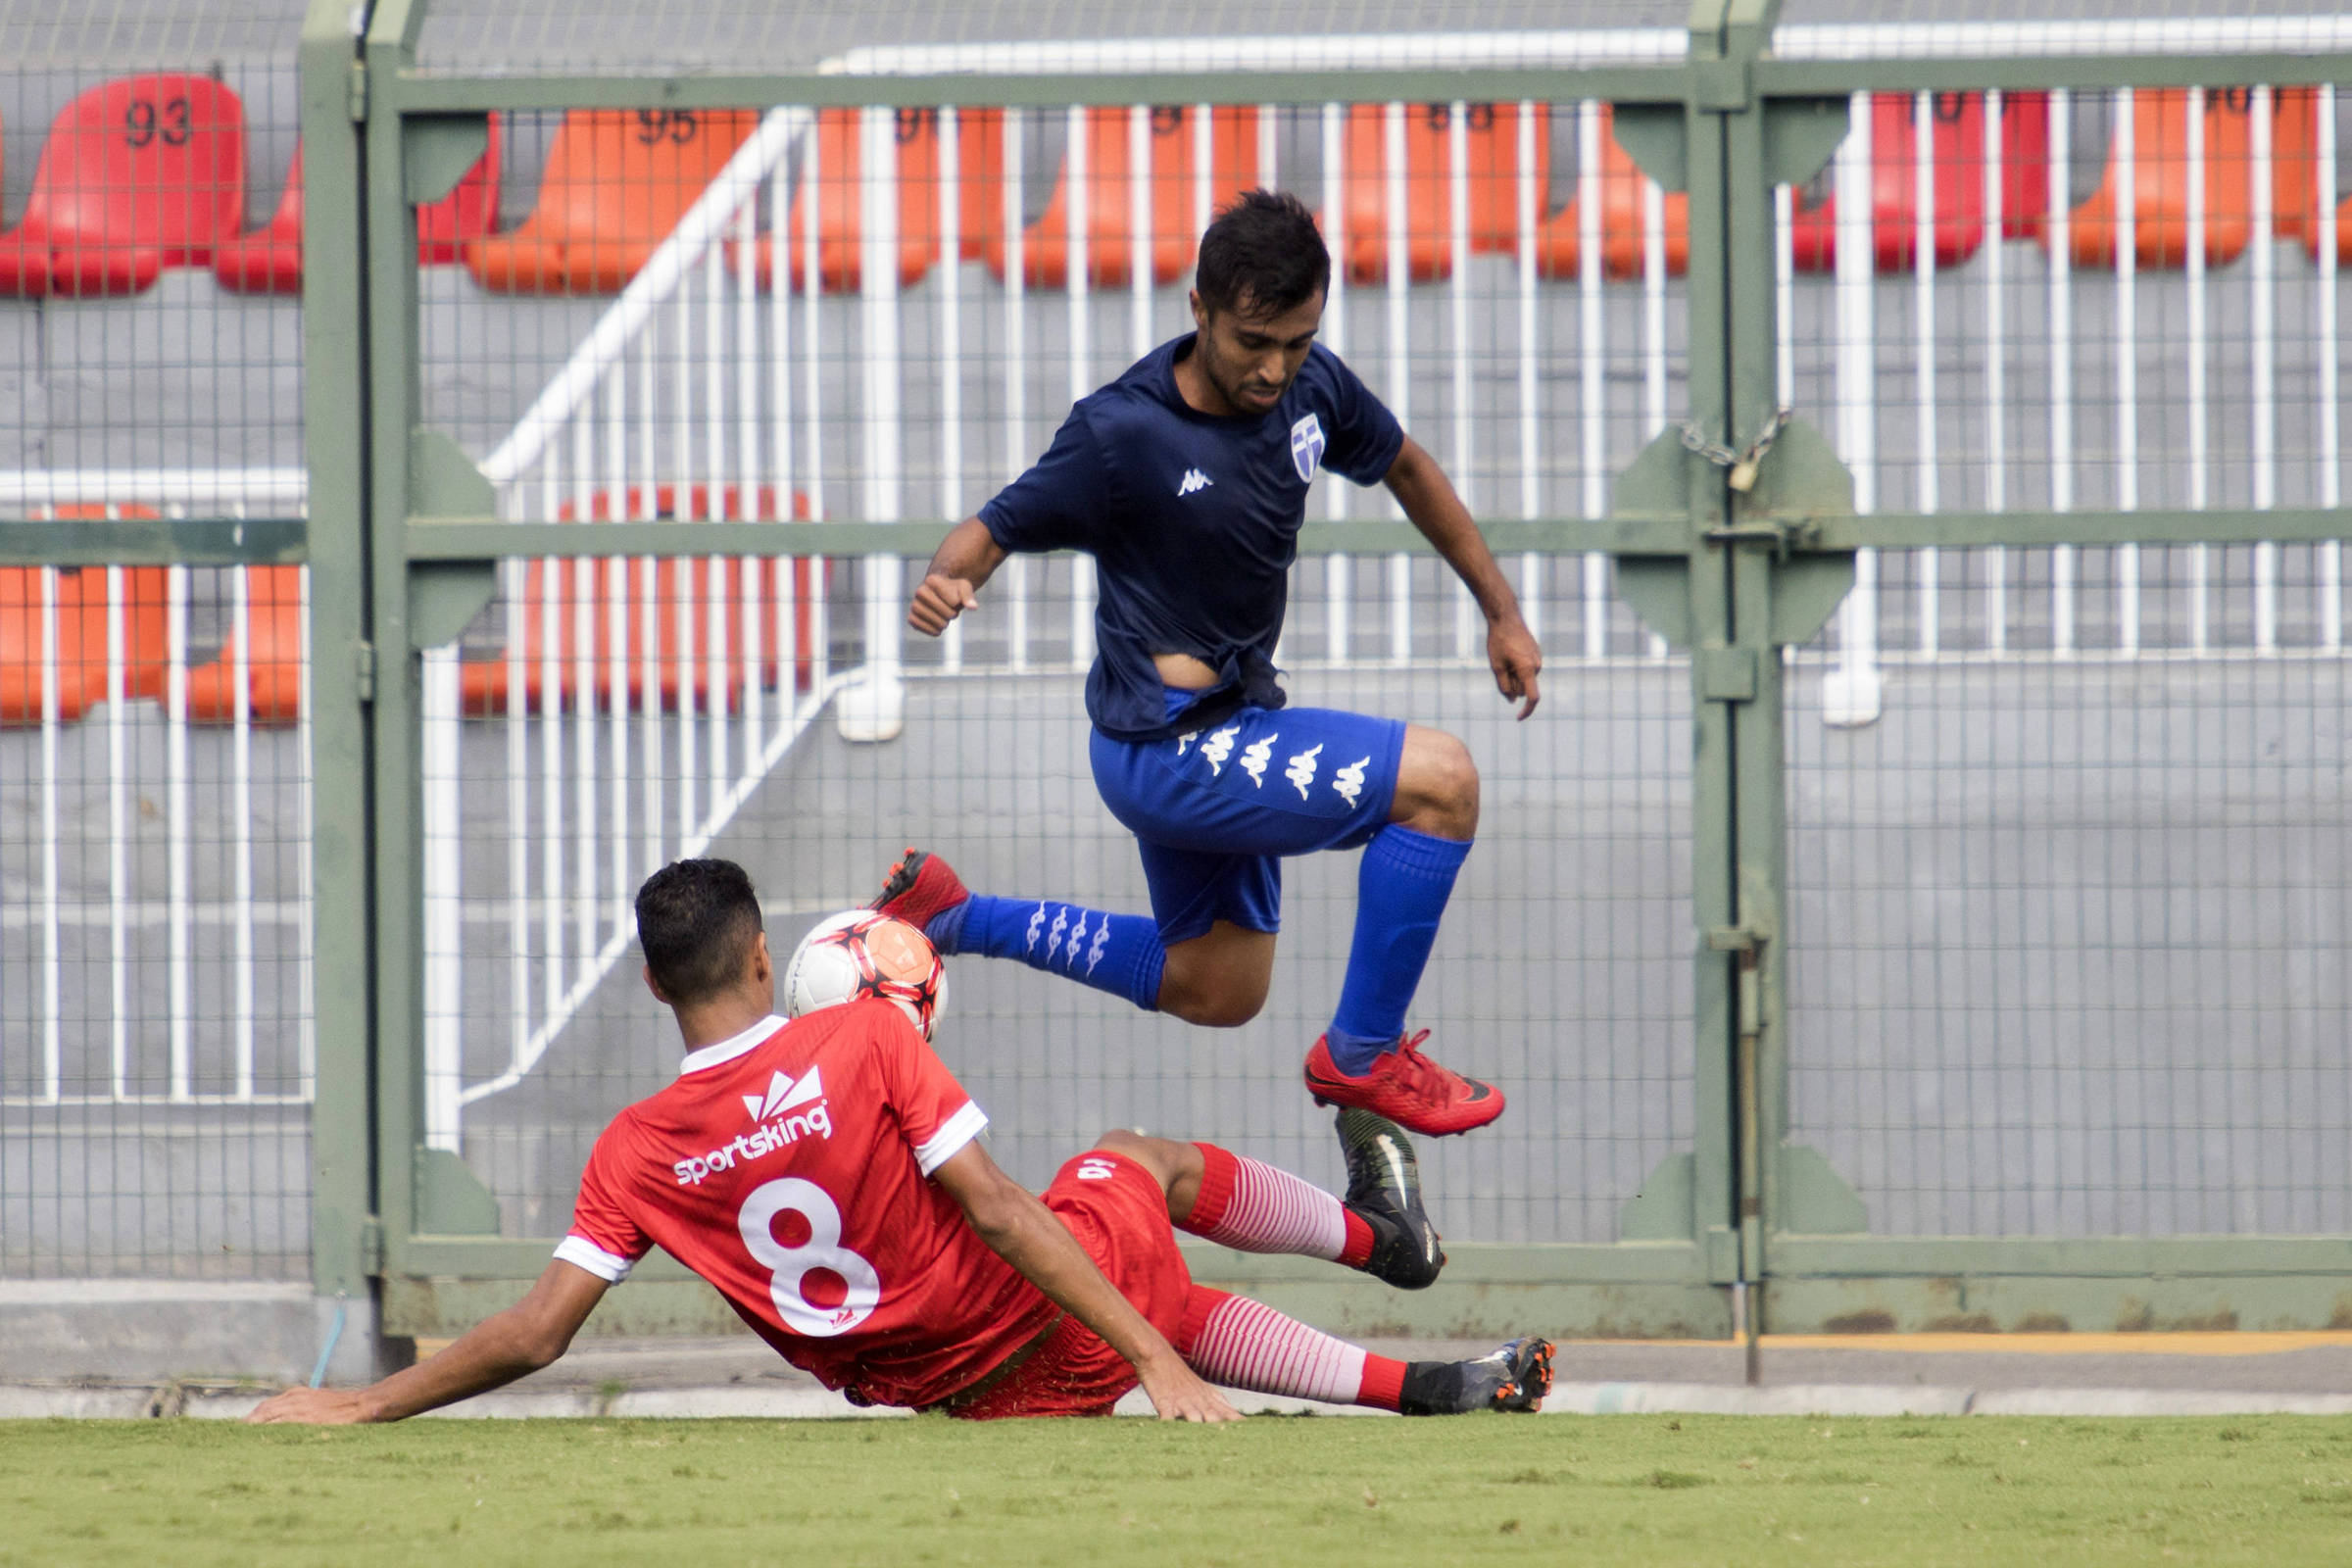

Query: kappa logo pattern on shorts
[1171,722,1371,814]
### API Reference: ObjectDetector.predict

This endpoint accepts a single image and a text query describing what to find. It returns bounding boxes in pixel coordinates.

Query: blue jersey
[978,334,1404,741]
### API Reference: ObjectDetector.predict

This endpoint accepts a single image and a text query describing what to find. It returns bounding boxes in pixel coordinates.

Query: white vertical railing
[2324,86,2343,650]
[1583,102,1610,660]
[2251,84,2278,655]
[1824,92,1881,724]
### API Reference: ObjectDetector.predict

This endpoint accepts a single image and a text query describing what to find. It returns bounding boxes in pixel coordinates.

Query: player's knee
[1162,984,1266,1029]
[1396,728,1480,838]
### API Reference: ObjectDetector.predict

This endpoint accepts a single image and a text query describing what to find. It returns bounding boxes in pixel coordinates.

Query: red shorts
[947,1150,1194,1420]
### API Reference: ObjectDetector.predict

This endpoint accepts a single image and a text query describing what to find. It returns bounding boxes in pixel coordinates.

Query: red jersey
[556,1001,1055,1408]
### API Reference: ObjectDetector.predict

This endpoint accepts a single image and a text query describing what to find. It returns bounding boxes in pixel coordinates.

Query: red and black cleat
[1304,1030,1506,1137]
[869,848,971,935]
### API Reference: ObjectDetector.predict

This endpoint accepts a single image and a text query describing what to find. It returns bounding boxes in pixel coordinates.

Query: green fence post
[361,0,433,1272]
[300,0,379,1314]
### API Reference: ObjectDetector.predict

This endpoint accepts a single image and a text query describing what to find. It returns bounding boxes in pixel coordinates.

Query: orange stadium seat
[978,106,1257,290]
[2004,88,2255,269]
[1341,102,1539,284]
[216,126,501,293]
[181,565,303,725]
[464,109,756,294]
[2273,87,2352,263]
[458,485,819,715]
[741,108,945,293]
[1788,92,1987,272]
[0,74,245,298]
[1532,104,1690,282]
[0,508,166,727]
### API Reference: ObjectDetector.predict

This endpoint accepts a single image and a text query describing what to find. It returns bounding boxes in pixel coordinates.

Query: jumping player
[247,860,1552,1425]
[880,189,1542,1139]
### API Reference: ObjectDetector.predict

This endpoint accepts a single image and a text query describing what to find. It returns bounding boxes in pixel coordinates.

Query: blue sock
[1325,826,1473,1075]
[929,894,1166,1013]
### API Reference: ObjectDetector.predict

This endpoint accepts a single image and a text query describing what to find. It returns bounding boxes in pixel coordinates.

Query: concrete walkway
[11,1332,2352,1420]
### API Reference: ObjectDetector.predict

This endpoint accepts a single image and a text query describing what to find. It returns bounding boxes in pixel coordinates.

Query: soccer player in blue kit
[876,190,1542,1140]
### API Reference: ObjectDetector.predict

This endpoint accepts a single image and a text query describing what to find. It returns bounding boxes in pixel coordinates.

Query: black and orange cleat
[869,848,971,938]
[1397,1337,1554,1415]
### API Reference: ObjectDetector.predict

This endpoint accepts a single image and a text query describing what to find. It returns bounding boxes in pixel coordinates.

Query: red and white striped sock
[1180,1143,1374,1266]
[1176,1288,1406,1411]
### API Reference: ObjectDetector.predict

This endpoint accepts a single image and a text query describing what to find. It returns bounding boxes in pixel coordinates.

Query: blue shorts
[1088,705,1407,944]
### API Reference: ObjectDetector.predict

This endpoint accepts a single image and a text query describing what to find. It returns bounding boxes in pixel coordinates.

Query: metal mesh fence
[1785,561,2352,1237]
[414,3,1691,76]
[1,559,314,1277]
[1779,70,2352,1239]
[0,33,311,1278]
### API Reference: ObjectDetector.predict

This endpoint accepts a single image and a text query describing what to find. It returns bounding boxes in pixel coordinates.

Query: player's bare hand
[908,573,980,636]
[245,1386,375,1425]
[1489,613,1543,719]
[1138,1355,1244,1424]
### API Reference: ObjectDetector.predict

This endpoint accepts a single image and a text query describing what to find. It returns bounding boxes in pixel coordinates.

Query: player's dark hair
[1196,188,1329,320]
[635,858,764,1006]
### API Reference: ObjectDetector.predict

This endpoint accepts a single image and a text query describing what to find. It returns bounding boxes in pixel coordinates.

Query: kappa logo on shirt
[1290,414,1326,483]
[674,1068,834,1186]
[1176,467,1215,497]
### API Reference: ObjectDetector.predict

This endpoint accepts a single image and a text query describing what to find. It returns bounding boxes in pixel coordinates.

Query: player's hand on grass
[1137,1353,1244,1424]
[1488,612,1543,719]
[245,1386,376,1425]
[908,572,980,636]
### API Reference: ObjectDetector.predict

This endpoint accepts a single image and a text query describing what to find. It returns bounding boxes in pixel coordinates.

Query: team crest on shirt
[1290,413,1326,483]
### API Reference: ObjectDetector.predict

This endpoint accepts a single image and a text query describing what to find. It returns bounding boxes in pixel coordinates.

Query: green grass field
[7,1414,2351,1566]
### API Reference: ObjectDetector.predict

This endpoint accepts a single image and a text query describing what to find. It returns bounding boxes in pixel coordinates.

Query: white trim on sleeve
[913,1100,989,1176]
[554,1235,637,1284]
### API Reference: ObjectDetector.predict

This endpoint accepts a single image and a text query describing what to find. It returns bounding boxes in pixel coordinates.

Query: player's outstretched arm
[908,516,1009,636]
[932,1142,1242,1424]
[244,1260,608,1425]
[1384,434,1544,718]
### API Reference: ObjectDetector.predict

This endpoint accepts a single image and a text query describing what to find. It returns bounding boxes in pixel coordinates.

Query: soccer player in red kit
[248,859,1551,1425]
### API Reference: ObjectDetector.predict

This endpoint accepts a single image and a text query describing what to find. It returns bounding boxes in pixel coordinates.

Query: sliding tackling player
[248,859,1550,1425]
[878,189,1542,1142]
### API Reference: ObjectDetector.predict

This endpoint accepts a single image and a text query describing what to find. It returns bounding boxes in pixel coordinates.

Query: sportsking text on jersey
[673,1101,832,1186]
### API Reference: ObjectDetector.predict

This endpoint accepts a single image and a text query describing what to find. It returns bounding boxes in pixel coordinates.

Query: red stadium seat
[0,508,166,727]
[464,110,756,295]
[0,74,245,298]
[2005,89,2255,269]
[978,106,1257,289]
[216,126,501,294]
[181,565,303,724]
[458,484,821,715]
[1342,102,1541,284]
[1788,92,1987,272]
[1532,104,1690,282]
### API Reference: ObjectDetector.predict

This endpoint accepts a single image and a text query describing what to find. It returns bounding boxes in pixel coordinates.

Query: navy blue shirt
[978,334,1405,741]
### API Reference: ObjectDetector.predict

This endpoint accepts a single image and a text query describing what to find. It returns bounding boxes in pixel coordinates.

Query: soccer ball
[784,909,947,1040]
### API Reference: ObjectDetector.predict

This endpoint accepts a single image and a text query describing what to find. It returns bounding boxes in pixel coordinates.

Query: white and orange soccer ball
[783,909,947,1040]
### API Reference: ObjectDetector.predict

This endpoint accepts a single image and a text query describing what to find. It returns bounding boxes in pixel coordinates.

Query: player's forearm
[353,1311,559,1422]
[926,515,1008,591]
[970,1188,1187,1378]
[1386,439,1523,625]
